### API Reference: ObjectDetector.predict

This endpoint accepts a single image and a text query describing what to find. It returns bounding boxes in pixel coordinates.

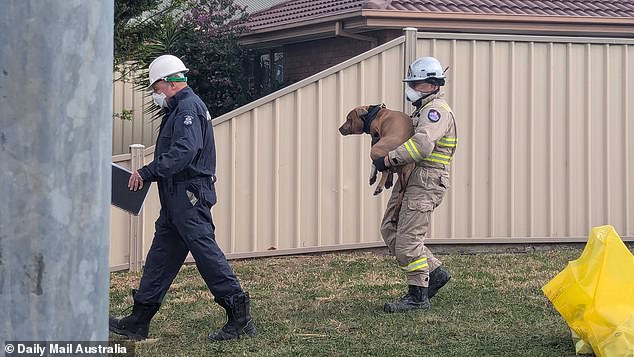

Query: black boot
[383,285,430,313]
[428,266,451,299]
[207,292,257,342]
[109,302,160,341]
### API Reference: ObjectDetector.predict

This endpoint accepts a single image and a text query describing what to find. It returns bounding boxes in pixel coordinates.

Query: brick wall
[282,29,401,84]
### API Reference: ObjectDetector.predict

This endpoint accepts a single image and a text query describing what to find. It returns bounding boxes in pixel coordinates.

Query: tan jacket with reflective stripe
[387,93,457,169]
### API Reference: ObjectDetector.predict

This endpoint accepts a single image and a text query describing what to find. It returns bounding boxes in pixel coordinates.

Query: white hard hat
[403,56,445,82]
[148,54,189,87]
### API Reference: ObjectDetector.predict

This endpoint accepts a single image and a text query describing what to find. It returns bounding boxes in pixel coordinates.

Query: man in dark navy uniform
[109,55,256,342]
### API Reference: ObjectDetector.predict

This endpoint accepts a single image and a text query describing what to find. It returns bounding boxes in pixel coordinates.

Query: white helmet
[403,56,445,82]
[148,54,189,87]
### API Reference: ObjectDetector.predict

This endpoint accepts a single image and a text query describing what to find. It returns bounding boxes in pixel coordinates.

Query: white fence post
[403,27,418,113]
[129,144,145,272]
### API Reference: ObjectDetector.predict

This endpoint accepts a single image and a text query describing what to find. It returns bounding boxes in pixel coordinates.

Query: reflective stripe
[404,139,423,161]
[439,137,457,143]
[424,152,452,165]
[424,157,451,165]
[437,136,457,148]
[401,258,429,272]
[408,139,423,161]
[430,152,451,160]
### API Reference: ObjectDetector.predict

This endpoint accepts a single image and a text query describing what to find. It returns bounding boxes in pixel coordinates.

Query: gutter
[359,10,634,37]
[334,21,378,47]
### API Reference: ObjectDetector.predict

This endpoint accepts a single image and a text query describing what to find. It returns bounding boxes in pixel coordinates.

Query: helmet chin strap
[412,88,439,107]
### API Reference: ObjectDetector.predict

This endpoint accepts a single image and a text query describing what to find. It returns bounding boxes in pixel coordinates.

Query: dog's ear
[354,107,369,119]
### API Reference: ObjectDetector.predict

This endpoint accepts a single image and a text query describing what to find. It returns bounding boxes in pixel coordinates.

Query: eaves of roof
[240,10,634,48]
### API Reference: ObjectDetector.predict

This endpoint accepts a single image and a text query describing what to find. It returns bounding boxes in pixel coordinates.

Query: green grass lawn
[110,247,589,356]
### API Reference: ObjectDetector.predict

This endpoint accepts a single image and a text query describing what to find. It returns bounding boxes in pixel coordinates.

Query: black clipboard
[111,163,151,215]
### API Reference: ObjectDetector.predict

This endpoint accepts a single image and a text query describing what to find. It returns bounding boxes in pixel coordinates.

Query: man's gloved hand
[373,156,390,172]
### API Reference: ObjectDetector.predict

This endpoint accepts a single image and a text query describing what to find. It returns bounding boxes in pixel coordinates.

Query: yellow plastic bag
[542,225,634,356]
[571,328,594,355]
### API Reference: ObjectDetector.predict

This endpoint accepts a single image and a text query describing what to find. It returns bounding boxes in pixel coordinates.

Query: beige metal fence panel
[112,73,159,155]
[211,38,407,257]
[109,31,634,271]
[416,33,634,242]
[110,205,131,271]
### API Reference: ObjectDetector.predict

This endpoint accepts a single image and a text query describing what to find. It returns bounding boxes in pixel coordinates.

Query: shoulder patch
[183,115,193,126]
[427,109,441,122]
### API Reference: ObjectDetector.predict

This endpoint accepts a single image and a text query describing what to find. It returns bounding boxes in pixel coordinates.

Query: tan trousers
[380,166,450,287]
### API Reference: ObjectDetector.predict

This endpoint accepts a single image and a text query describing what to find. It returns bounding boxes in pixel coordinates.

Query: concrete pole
[0,0,113,345]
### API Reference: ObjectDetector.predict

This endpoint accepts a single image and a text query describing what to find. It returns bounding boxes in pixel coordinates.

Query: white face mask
[152,92,168,108]
[405,86,423,102]
[405,86,436,103]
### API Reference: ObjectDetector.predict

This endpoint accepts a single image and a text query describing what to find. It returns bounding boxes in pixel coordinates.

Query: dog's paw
[385,172,394,189]
[369,165,378,185]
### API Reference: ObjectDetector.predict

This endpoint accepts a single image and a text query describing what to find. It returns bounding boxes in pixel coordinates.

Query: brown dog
[339,105,415,205]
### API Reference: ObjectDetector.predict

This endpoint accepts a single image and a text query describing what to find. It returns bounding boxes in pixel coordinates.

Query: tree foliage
[114,0,256,118]
[175,0,255,116]
[114,0,184,76]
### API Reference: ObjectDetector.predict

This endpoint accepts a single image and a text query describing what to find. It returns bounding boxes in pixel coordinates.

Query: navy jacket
[138,87,216,182]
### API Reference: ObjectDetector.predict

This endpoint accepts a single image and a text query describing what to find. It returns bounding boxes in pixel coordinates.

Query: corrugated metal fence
[110,29,634,271]
[112,75,159,155]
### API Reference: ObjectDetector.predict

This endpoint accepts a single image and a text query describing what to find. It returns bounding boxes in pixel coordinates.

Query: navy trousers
[134,176,242,305]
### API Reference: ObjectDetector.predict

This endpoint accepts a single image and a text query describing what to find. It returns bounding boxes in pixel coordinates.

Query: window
[256,49,284,95]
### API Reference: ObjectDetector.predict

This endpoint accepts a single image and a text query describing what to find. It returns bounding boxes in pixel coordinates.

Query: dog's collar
[362,104,385,134]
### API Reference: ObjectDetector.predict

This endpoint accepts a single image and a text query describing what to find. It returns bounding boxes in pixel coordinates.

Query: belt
[172,171,217,183]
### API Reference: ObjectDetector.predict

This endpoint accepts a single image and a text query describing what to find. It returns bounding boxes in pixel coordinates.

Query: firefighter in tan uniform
[374,57,456,313]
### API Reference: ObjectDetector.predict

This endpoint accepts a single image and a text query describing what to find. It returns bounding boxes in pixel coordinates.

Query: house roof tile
[247,0,634,30]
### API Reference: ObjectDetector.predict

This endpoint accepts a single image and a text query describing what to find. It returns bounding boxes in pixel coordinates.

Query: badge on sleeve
[184,115,193,126]
[427,109,441,122]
